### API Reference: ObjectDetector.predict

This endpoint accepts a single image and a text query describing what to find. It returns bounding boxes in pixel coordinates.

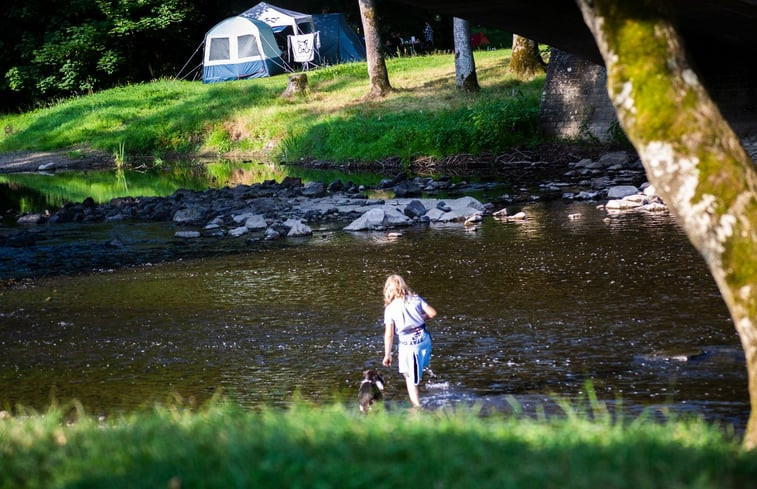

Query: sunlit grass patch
[0,50,543,167]
[1,398,754,489]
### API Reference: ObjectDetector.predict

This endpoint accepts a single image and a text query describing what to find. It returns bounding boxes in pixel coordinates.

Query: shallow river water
[0,200,748,429]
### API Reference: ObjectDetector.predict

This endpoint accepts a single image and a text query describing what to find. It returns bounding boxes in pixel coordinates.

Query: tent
[241,2,314,34]
[242,2,315,58]
[241,2,315,64]
[470,32,490,49]
[202,16,287,83]
[312,13,366,65]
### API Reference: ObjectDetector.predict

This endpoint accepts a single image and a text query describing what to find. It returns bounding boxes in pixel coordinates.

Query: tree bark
[358,0,392,98]
[453,17,480,92]
[281,73,308,98]
[576,0,757,447]
[509,34,546,79]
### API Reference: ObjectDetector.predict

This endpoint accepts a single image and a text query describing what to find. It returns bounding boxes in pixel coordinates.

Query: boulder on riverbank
[602,183,669,215]
[283,218,313,237]
[344,208,410,231]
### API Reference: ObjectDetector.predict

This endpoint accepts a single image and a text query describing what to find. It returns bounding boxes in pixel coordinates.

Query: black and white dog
[358,369,385,412]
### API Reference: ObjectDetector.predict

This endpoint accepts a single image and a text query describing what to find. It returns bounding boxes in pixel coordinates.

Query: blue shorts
[398,329,432,385]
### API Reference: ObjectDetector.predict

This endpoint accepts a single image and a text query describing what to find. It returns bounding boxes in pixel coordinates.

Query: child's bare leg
[405,376,421,407]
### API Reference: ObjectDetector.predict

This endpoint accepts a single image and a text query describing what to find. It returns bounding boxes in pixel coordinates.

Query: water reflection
[0,161,386,216]
[0,201,746,429]
[0,167,205,215]
[0,181,51,218]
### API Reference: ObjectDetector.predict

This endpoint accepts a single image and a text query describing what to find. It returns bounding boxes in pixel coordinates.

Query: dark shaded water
[0,200,747,428]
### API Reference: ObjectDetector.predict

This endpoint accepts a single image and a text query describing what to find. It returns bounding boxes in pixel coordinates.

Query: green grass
[1,399,754,489]
[0,50,545,166]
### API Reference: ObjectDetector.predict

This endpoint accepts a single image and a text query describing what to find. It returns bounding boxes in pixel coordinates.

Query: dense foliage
[2,0,194,109]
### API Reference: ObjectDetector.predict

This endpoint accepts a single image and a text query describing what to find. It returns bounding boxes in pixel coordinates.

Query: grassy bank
[0,51,544,166]
[1,400,755,489]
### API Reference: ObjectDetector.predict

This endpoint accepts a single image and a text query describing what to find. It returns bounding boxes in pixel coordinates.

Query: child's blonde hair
[383,274,413,306]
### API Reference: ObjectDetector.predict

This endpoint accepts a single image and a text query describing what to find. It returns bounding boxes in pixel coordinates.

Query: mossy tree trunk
[576,0,757,447]
[358,0,392,98]
[509,35,545,79]
[453,17,480,92]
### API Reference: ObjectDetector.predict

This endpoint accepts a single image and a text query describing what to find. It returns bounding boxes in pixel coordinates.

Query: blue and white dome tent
[202,16,288,83]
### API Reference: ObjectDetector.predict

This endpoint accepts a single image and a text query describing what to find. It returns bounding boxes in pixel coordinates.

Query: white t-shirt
[384,295,428,335]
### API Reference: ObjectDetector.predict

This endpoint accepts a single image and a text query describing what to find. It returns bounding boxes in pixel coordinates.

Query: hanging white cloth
[288,33,318,63]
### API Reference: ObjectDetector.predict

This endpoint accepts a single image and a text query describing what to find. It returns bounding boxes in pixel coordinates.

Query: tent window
[209,38,230,61]
[238,34,260,58]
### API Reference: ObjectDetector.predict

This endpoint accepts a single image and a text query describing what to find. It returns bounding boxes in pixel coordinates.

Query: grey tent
[313,13,366,65]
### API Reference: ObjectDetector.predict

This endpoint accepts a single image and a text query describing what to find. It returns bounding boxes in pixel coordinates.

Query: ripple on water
[0,201,747,429]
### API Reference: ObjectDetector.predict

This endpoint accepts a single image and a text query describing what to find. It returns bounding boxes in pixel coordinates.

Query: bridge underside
[403,0,757,135]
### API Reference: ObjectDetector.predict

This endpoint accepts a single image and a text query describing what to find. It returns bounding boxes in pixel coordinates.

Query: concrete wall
[539,49,618,143]
[540,47,757,142]
[701,68,757,137]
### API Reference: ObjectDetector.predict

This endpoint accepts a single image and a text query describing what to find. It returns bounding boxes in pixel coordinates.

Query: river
[0,196,747,430]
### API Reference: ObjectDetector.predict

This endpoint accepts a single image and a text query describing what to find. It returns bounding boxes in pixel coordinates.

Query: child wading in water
[382,274,437,408]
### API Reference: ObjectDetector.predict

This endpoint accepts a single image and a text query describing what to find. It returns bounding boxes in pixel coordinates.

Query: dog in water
[358,369,385,412]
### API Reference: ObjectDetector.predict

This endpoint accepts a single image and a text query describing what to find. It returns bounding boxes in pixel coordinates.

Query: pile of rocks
[342,196,487,231]
[556,150,646,202]
[10,147,692,238]
[603,183,667,213]
[530,149,670,215]
[12,177,493,242]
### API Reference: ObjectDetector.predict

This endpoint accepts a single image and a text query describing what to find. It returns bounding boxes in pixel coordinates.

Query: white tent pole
[190,62,203,81]
[175,40,205,80]
[260,30,294,73]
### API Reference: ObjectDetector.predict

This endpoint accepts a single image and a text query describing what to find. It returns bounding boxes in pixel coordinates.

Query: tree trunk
[281,73,308,97]
[453,17,480,92]
[358,0,392,98]
[576,0,757,447]
[509,34,546,79]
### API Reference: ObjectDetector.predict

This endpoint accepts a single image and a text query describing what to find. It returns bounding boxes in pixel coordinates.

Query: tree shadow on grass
[282,75,544,163]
